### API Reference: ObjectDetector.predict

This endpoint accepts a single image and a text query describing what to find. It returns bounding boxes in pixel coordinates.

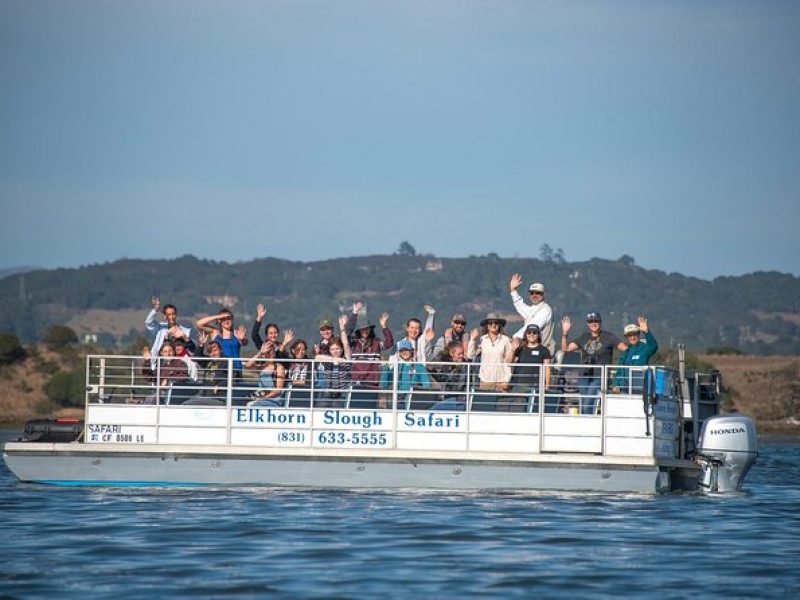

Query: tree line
[0,252,798,355]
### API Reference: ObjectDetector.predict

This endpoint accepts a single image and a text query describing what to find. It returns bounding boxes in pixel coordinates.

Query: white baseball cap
[528,282,545,293]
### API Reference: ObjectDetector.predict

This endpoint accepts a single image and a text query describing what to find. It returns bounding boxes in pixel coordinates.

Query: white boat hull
[3,442,684,493]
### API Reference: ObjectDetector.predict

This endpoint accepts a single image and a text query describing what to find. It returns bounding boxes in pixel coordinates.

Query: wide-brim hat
[480,312,507,327]
[353,316,376,332]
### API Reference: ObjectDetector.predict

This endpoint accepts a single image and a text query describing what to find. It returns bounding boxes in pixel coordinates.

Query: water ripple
[2,436,799,598]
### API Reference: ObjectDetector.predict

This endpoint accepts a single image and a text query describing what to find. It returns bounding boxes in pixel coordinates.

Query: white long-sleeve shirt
[510,291,555,354]
[145,308,192,369]
[467,334,513,384]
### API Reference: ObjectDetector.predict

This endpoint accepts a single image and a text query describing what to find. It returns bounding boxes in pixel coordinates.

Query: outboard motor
[696,414,757,493]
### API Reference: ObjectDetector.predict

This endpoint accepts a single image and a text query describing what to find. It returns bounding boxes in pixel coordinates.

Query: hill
[0,266,40,280]
[0,253,798,355]
[0,345,87,424]
[702,354,800,431]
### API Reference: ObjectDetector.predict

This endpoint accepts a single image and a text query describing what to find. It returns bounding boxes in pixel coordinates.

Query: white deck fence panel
[83,355,688,459]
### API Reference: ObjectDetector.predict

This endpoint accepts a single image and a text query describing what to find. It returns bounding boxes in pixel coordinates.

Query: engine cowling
[696,414,757,493]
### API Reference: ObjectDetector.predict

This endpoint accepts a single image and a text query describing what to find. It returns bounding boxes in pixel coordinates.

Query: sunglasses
[526,330,539,336]
[529,291,544,295]
[587,320,601,324]
[453,320,466,325]
[487,321,500,326]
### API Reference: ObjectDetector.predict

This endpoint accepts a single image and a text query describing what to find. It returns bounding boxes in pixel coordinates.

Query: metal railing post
[155,357,162,443]
[600,365,607,455]
[225,356,232,445]
[98,357,106,404]
[391,359,398,449]
[86,356,93,411]
[310,357,316,410]
[129,358,135,404]
[538,364,544,454]
[465,362,472,451]
[226,358,233,409]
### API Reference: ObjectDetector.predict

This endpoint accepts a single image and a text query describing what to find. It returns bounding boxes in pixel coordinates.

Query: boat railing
[83,355,682,459]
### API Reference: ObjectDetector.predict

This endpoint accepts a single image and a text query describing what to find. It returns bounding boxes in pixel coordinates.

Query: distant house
[205,295,239,307]
[425,260,443,272]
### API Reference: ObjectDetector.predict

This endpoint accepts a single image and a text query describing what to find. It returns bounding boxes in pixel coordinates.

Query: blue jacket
[380,361,432,391]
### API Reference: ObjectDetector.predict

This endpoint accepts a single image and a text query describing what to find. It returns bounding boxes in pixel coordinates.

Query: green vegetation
[652,349,716,373]
[44,368,86,408]
[396,241,417,257]
[705,346,745,355]
[42,325,78,349]
[1,253,798,355]
[0,333,26,365]
[124,336,151,356]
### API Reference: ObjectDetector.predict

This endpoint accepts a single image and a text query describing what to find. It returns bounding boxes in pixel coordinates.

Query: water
[2,432,799,598]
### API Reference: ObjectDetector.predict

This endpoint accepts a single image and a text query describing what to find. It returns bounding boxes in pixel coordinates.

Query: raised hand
[423,304,435,314]
[638,316,649,332]
[352,301,364,314]
[256,303,266,321]
[561,315,572,335]
[379,312,389,328]
[168,325,186,340]
[509,273,523,292]
[511,337,522,350]
[260,341,271,357]
[283,329,295,346]
[338,314,349,331]
[197,330,209,347]
[151,296,160,310]
[234,325,247,342]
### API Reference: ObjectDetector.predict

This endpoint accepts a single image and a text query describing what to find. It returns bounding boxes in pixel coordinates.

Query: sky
[1,0,798,280]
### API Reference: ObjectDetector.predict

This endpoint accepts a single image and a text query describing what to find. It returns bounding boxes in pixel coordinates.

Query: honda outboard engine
[696,414,757,493]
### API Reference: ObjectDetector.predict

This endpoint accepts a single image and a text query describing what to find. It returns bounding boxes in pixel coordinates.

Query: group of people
[140,273,658,412]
